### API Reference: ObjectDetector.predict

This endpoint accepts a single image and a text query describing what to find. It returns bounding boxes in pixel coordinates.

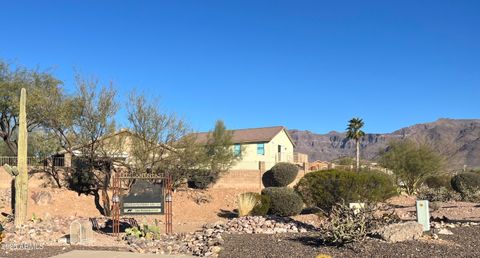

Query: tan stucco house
[193,126,296,170]
[56,129,175,168]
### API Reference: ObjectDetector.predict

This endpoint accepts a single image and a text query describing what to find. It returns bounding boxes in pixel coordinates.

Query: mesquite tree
[0,60,62,154]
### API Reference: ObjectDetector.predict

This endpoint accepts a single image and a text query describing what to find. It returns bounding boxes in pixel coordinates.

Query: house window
[257,143,265,155]
[234,144,241,156]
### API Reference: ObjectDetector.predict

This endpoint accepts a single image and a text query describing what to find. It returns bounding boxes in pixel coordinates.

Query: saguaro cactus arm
[3,164,19,177]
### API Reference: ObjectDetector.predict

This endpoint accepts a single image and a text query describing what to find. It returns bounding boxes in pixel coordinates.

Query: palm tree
[346,117,365,173]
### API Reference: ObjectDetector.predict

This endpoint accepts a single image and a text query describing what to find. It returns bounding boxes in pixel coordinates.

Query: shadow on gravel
[288,235,324,247]
[267,215,318,231]
[217,209,237,219]
[96,218,138,234]
[389,204,413,208]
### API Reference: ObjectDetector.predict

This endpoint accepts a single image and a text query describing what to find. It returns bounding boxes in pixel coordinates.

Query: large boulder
[378,222,423,243]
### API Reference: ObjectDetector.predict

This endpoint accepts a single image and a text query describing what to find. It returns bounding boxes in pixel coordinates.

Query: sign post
[111,172,173,239]
[416,200,430,231]
[121,180,164,215]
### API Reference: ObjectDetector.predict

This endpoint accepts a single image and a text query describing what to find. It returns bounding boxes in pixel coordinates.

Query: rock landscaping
[126,216,313,257]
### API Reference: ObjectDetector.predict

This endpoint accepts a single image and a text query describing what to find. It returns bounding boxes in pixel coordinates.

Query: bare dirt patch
[0,185,261,233]
[387,195,480,222]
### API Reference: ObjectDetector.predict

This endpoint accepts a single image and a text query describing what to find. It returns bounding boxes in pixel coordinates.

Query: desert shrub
[262,162,299,187]
[250,194,271,216]
[237,193,258,217]
[460,189,480,202]
[262,187,303,216]
[295,170,396,211]
[451,172,480,200]
[424,175,453,189]
[69,158,96,194]
[416,186,461,202]
[188,170,220,189]
[125,221,162,240]
[236,192,271,217]
[125,226,144,238]
[321,202,376,246]
[190,191,213,205]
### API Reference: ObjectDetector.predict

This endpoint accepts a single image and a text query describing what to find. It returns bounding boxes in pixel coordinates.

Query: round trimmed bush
[261,187,303,216]
[451,172,480,195]
[424,175,453,189]
[250,193,271,216]
[262,162,299,187]
[295,169,396,211]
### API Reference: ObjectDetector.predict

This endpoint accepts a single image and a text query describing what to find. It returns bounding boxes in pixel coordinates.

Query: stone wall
[212,170,264,190]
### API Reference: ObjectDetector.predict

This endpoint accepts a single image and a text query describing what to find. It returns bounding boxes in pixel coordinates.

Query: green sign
[120,180,164,215]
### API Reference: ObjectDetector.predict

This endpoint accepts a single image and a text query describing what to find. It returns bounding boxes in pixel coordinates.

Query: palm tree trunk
[356,140,360,173]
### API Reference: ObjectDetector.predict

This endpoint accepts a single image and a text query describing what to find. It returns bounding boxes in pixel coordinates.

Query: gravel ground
[1,226,479,258]
[219,226,480,258]
[0,245,128,258]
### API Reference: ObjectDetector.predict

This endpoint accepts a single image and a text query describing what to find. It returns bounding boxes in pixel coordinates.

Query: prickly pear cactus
[14,88,28,227]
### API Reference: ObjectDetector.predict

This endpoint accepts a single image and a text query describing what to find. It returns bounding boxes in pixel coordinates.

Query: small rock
[437,228,454,235]
[211,246,222,254]
[378,222,424,243]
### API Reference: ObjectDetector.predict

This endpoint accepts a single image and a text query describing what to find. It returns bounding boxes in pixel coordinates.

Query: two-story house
[193,126,295,170]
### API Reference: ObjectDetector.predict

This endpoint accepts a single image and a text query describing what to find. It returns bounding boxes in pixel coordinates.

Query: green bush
[451,172,480,201]
[125,222,162,240]
[250,193,271,216]
[416,186,461,202]
[261,187,303,216]
[451,172,480,194]
[188,170,220,189]
[69,158,97,194]
[424,175,453,189]
[262,162,299,187]
[295,169,396,211]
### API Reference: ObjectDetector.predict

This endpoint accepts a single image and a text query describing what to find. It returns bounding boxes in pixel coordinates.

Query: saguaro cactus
[15,88,28,227]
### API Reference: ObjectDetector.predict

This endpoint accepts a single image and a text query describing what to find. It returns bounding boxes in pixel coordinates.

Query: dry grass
[237,193,258,217]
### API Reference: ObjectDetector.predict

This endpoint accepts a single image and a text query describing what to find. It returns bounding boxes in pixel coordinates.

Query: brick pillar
[303,162,308,173]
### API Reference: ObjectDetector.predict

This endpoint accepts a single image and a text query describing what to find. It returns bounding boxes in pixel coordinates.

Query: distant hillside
[290,118,480,169]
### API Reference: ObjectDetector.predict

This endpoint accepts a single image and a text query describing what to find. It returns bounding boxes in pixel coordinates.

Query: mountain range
[289,118,480,169]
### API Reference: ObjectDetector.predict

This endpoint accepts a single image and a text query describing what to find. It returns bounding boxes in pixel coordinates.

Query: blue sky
[1,1,479,134]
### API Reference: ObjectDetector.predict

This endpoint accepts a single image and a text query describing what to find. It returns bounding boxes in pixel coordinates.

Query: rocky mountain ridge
[290,118,480,169]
